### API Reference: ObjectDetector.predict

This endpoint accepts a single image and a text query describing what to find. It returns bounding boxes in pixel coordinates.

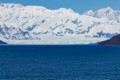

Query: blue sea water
[0,45,120,80]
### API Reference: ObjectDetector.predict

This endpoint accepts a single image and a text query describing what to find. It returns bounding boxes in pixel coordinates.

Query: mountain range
[0,3,120,44]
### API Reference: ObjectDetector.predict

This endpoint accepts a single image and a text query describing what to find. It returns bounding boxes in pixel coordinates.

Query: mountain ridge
[98,34,120,45]
[0,3,120,44]
[0,40,7,44]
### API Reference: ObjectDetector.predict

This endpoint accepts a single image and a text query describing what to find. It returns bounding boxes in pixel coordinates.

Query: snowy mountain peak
[83,10,95,16]
[95,7,114,19]
[84,7,114,17]
[84,7,120,21]
[96,7,114,15]
[58,8,75,13]
[101,7,113,11]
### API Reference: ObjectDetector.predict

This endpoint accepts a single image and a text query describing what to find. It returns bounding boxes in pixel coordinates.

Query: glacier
[0,3,120,44]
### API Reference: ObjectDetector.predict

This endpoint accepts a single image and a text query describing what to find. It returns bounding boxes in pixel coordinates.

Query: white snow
[7,36,108,45]
[0,3,120,44]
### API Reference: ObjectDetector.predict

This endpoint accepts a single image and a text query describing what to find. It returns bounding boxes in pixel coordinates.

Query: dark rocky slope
[0,40,7,44]
[98,34,120,45]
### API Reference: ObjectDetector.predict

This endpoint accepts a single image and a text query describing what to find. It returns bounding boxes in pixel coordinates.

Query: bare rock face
[98,34,120,45]
[0,40,7,44]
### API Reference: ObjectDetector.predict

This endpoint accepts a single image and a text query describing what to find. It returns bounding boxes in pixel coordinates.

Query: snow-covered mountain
[84,7,120,21]
[0,3,120,42]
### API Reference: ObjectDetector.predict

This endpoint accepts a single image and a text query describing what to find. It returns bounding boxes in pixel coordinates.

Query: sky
[0,0,120,13]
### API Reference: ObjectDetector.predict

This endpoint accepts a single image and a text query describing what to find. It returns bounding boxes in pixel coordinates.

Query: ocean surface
[0,45,120,80]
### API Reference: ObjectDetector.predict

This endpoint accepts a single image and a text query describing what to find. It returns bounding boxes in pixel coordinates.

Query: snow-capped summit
[84,7,120,21]
[0,3,120,44]
[57,8,76,13]
[84,10,95,16]
[95,7,115,19]
[84,7,114,17]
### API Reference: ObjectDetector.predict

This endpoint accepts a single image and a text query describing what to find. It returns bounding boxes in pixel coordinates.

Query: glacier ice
[0,3,120,44]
